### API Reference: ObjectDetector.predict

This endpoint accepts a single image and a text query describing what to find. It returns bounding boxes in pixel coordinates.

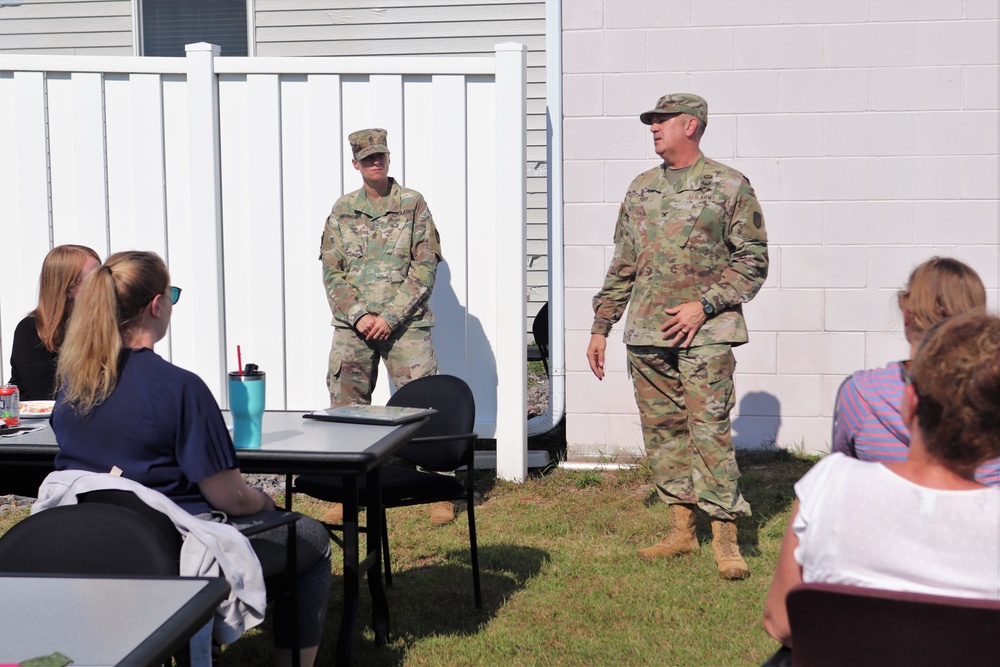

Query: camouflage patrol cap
[348,128,390,160]
[639,93,708,126]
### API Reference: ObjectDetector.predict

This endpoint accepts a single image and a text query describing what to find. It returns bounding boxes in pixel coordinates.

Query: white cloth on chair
[34,469,267,643]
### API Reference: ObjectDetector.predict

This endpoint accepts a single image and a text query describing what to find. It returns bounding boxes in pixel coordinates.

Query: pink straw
[237,345,243,375]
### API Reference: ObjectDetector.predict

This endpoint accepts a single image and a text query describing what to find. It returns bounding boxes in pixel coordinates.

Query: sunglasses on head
[899,359,912,386]
[170,286,182,305]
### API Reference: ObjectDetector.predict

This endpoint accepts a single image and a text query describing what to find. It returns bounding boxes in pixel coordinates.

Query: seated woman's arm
[198,468,275,516]
[763,501,804,647]
[831,378,860,456]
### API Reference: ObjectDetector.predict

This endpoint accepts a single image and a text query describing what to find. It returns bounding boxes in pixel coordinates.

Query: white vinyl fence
[0,42,530,480]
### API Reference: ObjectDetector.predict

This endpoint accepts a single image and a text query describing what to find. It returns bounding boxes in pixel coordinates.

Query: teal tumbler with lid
[228,371,265,449]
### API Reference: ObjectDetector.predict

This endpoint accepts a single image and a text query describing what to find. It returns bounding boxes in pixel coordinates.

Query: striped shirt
[832,361,1000,486]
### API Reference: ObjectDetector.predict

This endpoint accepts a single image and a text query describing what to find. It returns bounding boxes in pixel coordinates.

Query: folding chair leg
[289,520,300,667]
[278,476,301,667]
[381,509,393,589]
[468,496,482,610]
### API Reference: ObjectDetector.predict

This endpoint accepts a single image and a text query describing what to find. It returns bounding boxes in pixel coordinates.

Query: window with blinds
[141,0,248,57]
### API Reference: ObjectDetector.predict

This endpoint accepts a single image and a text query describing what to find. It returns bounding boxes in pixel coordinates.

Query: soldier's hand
[355,314,375,335]
[365,315,392,341]
[662,302,707,348]
[587,334,607,380]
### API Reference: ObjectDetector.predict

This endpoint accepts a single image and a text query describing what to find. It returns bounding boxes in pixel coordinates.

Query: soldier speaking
[587,94,769,580]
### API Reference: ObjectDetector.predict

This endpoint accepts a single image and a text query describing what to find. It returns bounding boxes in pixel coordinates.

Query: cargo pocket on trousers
[326,357,343,392]
[724,457,741,483]
[703,348,736,420]
[705,349,736,384]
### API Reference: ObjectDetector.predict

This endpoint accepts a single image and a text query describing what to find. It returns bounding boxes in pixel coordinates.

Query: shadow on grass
[221,543,550,666]
[350,542,550,665]
[702,448,817,556]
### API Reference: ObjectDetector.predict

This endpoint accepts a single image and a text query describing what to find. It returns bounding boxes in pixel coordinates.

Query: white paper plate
[18,400,55,418]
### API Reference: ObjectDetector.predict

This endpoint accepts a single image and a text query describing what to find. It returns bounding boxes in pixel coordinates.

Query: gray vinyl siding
[0,0,133,54]
[256,0,549,331]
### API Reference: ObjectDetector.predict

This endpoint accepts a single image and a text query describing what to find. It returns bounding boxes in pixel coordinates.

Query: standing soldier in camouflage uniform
[587,94,768,580]
[320,128,453,525]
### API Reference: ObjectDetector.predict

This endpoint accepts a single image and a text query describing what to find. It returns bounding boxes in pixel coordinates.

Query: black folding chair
[0,502,181,576]
[527,301,550,375]
[767,582,1000,667]
[295,374,482,609]
[0,466,56,498]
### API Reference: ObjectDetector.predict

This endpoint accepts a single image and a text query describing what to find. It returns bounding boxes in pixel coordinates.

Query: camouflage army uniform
[321,177,442,406]
[592,152,768,520]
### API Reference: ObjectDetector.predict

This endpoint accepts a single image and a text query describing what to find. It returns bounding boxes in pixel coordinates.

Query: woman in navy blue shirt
[53,250,330,667]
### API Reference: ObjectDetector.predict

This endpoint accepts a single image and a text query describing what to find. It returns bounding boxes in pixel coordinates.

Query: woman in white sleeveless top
[763,313,1000,647]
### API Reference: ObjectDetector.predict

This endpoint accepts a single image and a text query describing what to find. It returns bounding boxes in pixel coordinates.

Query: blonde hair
[33,244,101,352]
[910,313,1000,469]
[56,251,170,414]
[898,257,986,345]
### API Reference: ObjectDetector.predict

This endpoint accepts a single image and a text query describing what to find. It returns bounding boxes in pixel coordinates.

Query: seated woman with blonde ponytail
[52,251,331,667]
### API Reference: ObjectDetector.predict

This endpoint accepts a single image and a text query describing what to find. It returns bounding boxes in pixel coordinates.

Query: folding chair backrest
[387,375,476,472]
[532,302,549,356]
[0,503,180,576]
[787,583,1000,667]
[78,489,184,554]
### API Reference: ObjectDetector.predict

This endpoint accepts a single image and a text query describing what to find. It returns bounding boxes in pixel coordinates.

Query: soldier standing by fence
[320,128,454,525]
[587,94,768,580]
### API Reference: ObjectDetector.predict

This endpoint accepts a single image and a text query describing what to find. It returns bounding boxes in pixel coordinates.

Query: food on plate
[19,400,55,415]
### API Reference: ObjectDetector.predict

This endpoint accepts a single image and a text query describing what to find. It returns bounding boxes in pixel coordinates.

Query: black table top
[0,410,425,476]
[225,410,426,475]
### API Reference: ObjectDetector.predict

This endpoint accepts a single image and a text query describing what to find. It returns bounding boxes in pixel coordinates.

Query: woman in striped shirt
[832,256,1000,485]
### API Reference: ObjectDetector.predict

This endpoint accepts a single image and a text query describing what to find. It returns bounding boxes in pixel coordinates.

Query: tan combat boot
[430,501,456,526]
[638,504,699,561]
[711,519,750,580]
[321,502,343,524]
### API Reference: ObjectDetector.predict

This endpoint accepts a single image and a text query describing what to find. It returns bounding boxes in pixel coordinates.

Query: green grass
[527,360,546,389]
[0,449,816,666]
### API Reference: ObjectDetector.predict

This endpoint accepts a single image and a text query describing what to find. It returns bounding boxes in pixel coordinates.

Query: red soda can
[0,384,20,426]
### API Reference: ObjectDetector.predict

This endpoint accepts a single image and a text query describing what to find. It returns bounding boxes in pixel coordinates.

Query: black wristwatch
[700,298,715,315]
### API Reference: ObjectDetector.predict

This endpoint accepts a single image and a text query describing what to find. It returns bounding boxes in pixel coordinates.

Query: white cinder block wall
[562,0,999,459]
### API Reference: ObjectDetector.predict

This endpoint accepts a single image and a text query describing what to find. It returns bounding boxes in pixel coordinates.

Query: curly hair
[898,257,986,345]
[909,313,1000,469]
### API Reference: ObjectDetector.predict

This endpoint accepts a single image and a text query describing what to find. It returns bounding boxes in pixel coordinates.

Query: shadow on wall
[731,391,781,449]
[427,261,497,419]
